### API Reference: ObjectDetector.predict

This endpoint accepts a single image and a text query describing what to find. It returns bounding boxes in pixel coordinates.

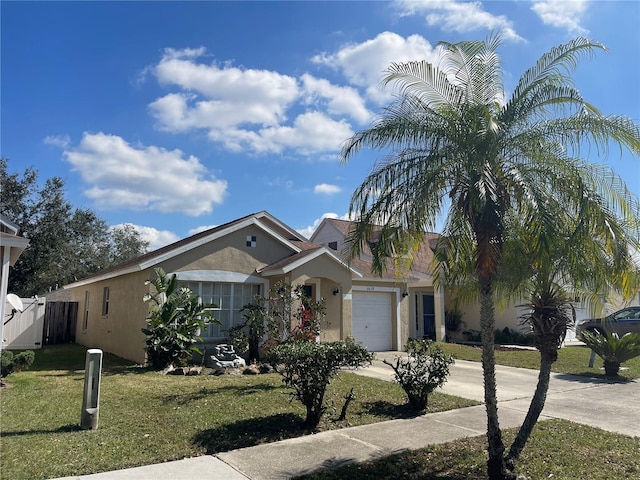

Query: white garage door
[352,291,393,351]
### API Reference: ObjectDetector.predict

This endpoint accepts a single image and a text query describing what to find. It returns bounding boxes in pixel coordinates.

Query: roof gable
[64,211,306,288]
[259,243,362,277]
[310,217,441,278]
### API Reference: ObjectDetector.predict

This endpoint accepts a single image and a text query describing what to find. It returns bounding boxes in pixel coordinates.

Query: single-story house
[64,211,449,364]
[66,210,635,363]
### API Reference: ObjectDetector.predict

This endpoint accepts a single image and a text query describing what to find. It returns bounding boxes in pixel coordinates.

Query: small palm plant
[579,331,640,377]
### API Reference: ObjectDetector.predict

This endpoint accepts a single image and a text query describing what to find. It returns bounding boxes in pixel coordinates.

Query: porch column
[434,285,446,341]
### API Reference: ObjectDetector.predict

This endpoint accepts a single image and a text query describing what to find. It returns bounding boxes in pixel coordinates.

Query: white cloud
[314,183,342,195]
[301,74,372,124]
[312,31,439,103]
[112,223,180,251]
[44,134,70,148]
[64,132,227,216]
[257,112,354,155]
[297,211,352,239]
[395,0,524,42]
[531,0,589,34]
[149,47,364,156]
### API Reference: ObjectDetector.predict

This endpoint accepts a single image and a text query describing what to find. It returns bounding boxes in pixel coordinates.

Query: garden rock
[259,363,274,374]
[243,365,260,375]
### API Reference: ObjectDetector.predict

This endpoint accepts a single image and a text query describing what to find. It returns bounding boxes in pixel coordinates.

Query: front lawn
[0,345,477,480]
[438,342,640,379]
[295,419,640,480]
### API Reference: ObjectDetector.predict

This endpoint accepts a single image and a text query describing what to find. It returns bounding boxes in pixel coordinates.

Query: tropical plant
[268,339,373,428]
[340,35,640,479]
[498,192,639,467]
[383,339,454,411]
[579,331,640,377]
[142,268,218,370]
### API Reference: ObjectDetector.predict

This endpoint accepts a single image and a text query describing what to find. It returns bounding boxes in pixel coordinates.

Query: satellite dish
[7,294,24,313]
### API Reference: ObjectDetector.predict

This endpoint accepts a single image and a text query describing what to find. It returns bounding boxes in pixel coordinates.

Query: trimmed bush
[384,339,454,412]
[1,350,35,377]
[269,339,373,428]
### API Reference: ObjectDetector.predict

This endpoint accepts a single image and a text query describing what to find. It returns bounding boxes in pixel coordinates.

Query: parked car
[576,306,640,337]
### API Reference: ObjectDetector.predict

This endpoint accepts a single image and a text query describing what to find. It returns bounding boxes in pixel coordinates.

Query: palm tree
[500,204,639,467]
[340,36,640,480]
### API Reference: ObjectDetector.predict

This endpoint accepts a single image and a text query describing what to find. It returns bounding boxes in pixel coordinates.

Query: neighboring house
[63,211,447,364]
[0,214,30,353]
[309,217,445,347]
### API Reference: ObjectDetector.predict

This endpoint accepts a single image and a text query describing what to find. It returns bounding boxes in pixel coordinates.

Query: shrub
[383,339,454,412]
[494,327,535,346]
[268,339,373,428]
[579,330,640,377]
[445,309,465,333]
[1,350,35,377]
[461,327,534,346]
[142,268,218,370]
[226,325,250,357]
[230,303,269,363]
[263,281,326,344]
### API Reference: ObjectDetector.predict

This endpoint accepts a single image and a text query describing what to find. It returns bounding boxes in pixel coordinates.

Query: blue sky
[2,1,639,250]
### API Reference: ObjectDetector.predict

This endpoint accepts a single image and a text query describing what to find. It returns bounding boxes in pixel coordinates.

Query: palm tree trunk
[479,275,514,480]
[506,349,554,468]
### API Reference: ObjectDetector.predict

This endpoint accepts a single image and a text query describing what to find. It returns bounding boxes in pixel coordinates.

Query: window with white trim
[83,291,90,331]
[179,281,261,339]
[102,287,110,316]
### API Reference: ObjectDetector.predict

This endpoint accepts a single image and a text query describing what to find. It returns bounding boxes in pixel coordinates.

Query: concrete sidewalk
[54,356,640,480]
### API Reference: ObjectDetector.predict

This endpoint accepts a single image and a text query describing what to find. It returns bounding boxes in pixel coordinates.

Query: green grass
[295,419,640,480]
[437,342,640,379]
[0,345,476,480]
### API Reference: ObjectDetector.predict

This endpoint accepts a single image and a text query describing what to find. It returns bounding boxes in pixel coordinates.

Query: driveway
[356,352,640,438]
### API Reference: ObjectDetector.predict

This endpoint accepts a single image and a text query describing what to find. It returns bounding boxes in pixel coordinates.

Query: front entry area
[422,294,436,340]
[352,291,393,351]
[415,293,436,340]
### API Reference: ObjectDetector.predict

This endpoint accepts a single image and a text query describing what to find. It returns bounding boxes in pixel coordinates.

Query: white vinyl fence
[2,297,46,350]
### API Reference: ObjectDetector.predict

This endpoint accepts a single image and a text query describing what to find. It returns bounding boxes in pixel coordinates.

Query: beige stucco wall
[453,297,526,334]
[287,254,354,343]
[163,226,292,275]
[71,269,150,364]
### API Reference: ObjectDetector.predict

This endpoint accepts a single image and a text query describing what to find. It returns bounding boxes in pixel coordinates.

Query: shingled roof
[64,211,308,289]
[315,218,440,279]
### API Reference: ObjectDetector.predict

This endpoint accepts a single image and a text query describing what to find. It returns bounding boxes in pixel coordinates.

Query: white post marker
[80,349,103,430]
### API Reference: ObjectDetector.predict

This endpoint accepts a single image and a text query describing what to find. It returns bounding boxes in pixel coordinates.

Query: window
[246,235,257,247]
[328,241,338,251]
[102,287,110,316]
[83,291,90,331]
[179,281,261,339]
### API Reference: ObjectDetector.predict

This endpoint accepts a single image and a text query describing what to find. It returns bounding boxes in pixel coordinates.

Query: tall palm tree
[340,36,640,480]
